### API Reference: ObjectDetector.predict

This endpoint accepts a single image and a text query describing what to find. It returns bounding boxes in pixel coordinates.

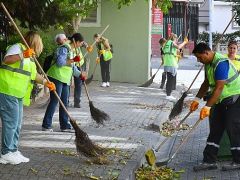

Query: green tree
[1,0,172,35]
[227,0,240,25]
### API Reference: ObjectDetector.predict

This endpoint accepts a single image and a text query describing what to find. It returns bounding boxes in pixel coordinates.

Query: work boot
[193,162,218,172]
[222,162,240,171]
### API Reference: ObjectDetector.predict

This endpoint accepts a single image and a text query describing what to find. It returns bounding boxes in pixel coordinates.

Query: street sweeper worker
[162,33,188,100]
[72,40,87,108]
[0,31,56,165]
[42,33,86,132]
[190,42,240,171]
[159,37,167,89]
[224,40,240,70]
[94,34,112,87]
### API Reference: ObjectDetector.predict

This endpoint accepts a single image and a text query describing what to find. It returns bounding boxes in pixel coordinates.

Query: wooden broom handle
[83,24,110,58]
[1,2,74,121]
[72,39,91,101]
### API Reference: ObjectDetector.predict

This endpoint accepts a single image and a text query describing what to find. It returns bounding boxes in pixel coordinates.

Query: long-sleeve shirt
[55,46,81,77]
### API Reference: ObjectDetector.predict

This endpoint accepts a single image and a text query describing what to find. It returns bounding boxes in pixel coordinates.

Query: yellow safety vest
[206,52,240,103]
[0,43,37,105]
[224,54,240,71]
[72,47,84,67]
[47,43,73,85]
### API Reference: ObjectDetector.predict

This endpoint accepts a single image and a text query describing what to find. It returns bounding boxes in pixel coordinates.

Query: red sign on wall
[151,1,163,58]
[167,24,172,37]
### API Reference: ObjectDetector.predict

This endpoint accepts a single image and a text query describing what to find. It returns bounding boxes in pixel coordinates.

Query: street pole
[209,0,213,49]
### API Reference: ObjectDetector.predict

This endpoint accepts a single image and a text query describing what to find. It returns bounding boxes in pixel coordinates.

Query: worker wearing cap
[190,42,240,171]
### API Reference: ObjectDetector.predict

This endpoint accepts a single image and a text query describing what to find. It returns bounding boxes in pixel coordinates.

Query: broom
[139,34,183,88]
[0,2,104,157]
[168,65,203,120]
[139,65,162,87]
[73,39,110,125]
[85,60,99,85]
[168,13,237,120]
[83,25,109,85]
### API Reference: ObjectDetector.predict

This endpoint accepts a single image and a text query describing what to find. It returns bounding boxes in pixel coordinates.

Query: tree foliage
[0,0,172,31]
[198,31,240,44]
[227,0,240,25]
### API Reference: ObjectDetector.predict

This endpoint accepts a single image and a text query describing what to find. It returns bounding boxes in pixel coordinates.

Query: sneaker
[1,152,23,165]
[12,151,29,163]
[106,82,110,87]
[101,82,107,87]
[166,95,176,101]
[61,128,74,133]
[193,162,218,172]
[222,162,240,171]
[42,127,53,132]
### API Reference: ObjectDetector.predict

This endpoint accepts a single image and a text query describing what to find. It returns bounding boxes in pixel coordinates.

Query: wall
[80,0,151,84]
[199,0,240,33]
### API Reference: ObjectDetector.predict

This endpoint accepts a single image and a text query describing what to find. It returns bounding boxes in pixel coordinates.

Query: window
[80,4,101,27]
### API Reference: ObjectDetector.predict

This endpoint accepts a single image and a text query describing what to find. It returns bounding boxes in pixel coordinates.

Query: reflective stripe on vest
[206,53,240,103]
[47,43,73,84]
[224,54,240,71]
[162,40,178,67]
[72,47,84,67]
[0,43,36,98]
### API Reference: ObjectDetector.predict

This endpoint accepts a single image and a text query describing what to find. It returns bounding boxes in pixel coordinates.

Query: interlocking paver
[0,81,177,180]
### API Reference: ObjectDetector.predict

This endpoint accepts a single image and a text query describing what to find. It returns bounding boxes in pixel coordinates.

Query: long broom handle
[1,3,75,121]
[214,12,237,51]
[92,61,98,75]
[83,25,110,58]
[156,111,192,151]
[186,65,204,92]
[185,13,236,93]
[167,119,201,163]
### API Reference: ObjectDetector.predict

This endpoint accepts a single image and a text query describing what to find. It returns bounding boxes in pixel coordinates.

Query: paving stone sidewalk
[168,102,240,180]
[0,81,183,180]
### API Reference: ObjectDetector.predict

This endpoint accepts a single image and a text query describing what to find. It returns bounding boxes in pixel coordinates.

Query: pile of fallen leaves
[135,165,184,180]
[128,103,168,110]
[160,121,190,137]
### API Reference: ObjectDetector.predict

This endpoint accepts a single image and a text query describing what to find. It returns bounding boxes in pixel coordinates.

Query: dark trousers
[203,97,240,163]
[160,72,167,89]
[74,76,82,106]
[42,77,71,130]
[100,59,111,82]
[166,72,176,96]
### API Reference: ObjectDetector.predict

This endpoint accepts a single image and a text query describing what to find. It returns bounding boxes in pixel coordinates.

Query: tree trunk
[64,16,82,37]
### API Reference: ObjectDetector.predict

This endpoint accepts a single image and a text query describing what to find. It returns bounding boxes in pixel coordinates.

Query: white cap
[55,34,67,43]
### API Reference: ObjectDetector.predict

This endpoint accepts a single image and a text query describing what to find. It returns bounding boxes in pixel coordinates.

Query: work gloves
[86,45,93,53]
[73,55,81,62]
[96,57,100,64]
[23,48,35,58]
[80,72,87,82]
[200,106,211,120]
[99,50,105,55]
[43,80,56,91]
[190,97,211,120]
[190,97,200,112]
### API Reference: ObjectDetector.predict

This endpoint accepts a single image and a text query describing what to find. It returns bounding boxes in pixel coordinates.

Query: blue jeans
[74,76,82,106]
[0,93,22,155]
[42,77,71,130]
